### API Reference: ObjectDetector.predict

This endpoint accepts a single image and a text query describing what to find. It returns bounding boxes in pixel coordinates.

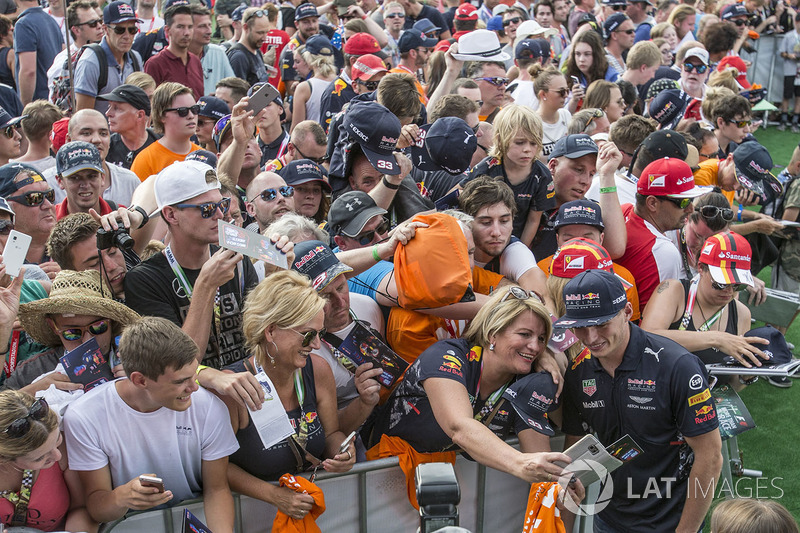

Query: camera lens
[113,230,135,251]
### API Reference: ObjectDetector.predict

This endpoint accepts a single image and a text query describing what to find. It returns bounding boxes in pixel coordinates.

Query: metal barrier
[741,34,785,119]
[100,434,597,533]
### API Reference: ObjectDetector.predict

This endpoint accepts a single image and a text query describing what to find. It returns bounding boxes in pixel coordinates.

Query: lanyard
[679,276,724,332]
[3,331,20,378]
[276,134,290,159]
[0,468,34,526]
[473,350,511,423]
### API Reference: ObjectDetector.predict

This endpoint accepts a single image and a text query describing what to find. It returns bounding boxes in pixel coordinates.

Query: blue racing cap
[549,134,599,160]
[648,89,690,130]
[502,372,559,436]
[295,3,319,21]
[398,29,438,53]
[554,199,604,230]
[409,117,477,175]
[186,149,219,168]
[515,39,543,60]
[487,15,503,32]
[554,269,628,328]
[103,0,141,24]
[56,142,104,178]
[0,106,26,130]
[231,4,247,21]
[197,96,231,122]
[305,34,335,56]
[279,159,331,191]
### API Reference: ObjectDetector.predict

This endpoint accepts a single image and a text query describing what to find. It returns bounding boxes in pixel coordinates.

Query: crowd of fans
[1,0,800,530]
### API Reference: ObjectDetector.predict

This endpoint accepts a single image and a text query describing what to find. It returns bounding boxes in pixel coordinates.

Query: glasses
[293,145,325,165]
[499,286,544,305]
[476,99,484,107]
[354,218,390,245]
[290,327,327,347]
[244,9,267,22]
[57,318,110,341]
[7,188,55,207]
[615,28,635,34]
[76,18,102,27]
[731,19,746,26]
[165,105,201,117]
[683,62,708,74]
[660,196,692,209]
[3,398,49,439]
[2,124,19,139]
[699,205,734,221]
[699,151,718,159]
[725,118,751,128]
[473,76,510,87]
[384,12,404,18]
[611,4,626,10]
[252,186,294,202]
[711,280,748,291]
[110,25,138,35]
[503,17,522,27]
[549,88,570,97]
[584,108,604,132]
[0,219,13,235]
[357,79,380,91]
[175,197,231,218]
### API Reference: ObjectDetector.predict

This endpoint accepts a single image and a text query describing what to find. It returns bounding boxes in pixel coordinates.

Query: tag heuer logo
[582,379,596,397]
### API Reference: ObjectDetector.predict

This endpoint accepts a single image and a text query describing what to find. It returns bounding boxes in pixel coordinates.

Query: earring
[265,341,278,367]
[489,343,495,351]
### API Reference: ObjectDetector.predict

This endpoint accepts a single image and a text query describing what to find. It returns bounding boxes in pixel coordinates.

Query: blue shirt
[13,7,62,101]
[74,37,143,114]
[201,44,235,96]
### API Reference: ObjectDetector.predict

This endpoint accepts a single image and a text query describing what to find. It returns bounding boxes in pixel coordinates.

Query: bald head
[245,171,295,231]
[68,109,107,137]
[66,109,111,160]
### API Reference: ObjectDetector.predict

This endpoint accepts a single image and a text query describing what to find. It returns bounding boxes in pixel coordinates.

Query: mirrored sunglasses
[711,280,748,291]
[175,197,232,218]
[58,318,110,341]
[683,62,708,74]
[472,76,510,87]
[699,205,734,221]
[291,327,327,347]
[252,186,294,202]
[7,188,56,207]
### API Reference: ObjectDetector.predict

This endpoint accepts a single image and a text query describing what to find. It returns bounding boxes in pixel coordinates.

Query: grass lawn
[703,128,800,526]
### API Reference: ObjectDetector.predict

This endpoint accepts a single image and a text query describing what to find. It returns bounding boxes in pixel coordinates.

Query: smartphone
[246,83,281,115]
[139,475,165,493]
[338,431,357,454]
[1,230,31,278]
[570,75,580,88]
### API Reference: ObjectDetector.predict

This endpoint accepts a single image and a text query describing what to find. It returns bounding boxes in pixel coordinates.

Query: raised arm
[595,142,626,258]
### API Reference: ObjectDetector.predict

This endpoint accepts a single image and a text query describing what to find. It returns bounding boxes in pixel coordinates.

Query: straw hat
[19,270,140,347]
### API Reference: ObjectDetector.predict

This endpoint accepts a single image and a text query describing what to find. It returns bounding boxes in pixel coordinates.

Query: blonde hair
[488,104,543,161]
[0,391,59,461]
[584,80,619,112]
[151,82,193,133]
[708,69,739,92]
[710,499,799,533]
[626,40,661,70]
[300,48,337,78]
[242,270,326,368]
[125,71,157,93]
[465,286,552,348]
[530,64,565,97]
[668,4,696,25]
[650,21,675,39]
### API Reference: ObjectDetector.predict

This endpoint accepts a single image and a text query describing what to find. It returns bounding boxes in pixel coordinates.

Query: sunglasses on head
[699,205,734,221]
[76,18,102,27]
[584,107,605,131]
[500,285,544,305]
[110,25,138,35]
[354,218,390,245]
[176,197,231,218]
[57,318,110,342]
[661,196,692,209]
[7,188,55,207]
[165,105,201,117]
[2,124,19,139]
[473,76,510,87]
[357,79,380,91]
[3,397,49,439]
[384,12,404,18]
[291,327,326,347]
[549,87,570,97]
[0,219,14,235]
[725,118,751,128]
[252,186,294,203]
[503,16,522,26]
[711,279,748,291]
[245,9,267,23]
[683,62,708,74]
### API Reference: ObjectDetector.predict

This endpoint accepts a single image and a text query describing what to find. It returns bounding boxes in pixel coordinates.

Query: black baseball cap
[98,84,151,115]
[295,3,319,21]
[56,141,103,178]
[292,240,353,291]
[197,96,231,122]
[0,163,44,199]
[740,326,793,366]
[515,39,543,60]
[603,13,629,37]
[409,117,477,175]
[398,29,438,54]
[103,0,141,24]
[721,3,748,20]
[231,4,247,21]
[328,191,387,237]
[554,270,628,328]
[648,89,690,130]
[305,34,335,56]
[640,129,688,159]
[502,372,559,436]
[342,101,402,175]
[0,106,25,130]
[732,141,782,204]
[549,134,599,160]
[186,149,218,168]
[279,159,332,192]
[554,199,605,230]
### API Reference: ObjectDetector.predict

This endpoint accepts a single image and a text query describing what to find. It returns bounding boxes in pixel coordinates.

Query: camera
[96,227,134,251]
[415,463,461,533]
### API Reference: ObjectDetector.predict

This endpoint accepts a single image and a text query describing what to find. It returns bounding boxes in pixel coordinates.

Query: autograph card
[218,219,288,270]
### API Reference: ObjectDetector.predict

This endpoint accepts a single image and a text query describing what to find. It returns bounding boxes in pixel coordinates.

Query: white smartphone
[338,430,357,454]
[2,230,31,278]
[246,83,281,115]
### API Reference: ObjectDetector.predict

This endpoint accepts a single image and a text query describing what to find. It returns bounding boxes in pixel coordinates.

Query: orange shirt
[693,159,736,206]
[387,267,504,364]
[130,140,202,181]
[389,65,428,105]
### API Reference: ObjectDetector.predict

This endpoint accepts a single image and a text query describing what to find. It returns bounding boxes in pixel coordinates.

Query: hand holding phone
[139,475,165,493]
[246,83,281,115]
[1,230,31,278]
[339,431,357,454]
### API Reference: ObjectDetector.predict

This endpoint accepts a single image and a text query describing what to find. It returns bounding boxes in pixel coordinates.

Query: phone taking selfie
[1,230,31,278]
[139,475,165,493]
[246,83,281,115]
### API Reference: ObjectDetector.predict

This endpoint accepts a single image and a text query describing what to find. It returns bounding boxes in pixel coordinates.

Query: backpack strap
[85,44,109,95]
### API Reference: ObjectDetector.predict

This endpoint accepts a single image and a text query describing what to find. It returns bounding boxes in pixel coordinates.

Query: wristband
[361,14,367,19]
[737,203,744,222]
[195,364,208,385]
[372,244,381,262]
[128,205,150,229]
[382,176,400,190]
[599,186,617,194]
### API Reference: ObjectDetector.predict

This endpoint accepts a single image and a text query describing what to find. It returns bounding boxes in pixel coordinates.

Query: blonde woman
[290,34,339,132]
[531,64,572,159]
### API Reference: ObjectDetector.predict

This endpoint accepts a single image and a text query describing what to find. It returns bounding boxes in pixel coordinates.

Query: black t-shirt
[373,338,531,452]
[319,76,357,130]
[106,129,160,169]
[461,156,556,238]
[561,324,719,532]
[410,166,463,204]
[227,43,270,87]
[123,246,259,369]
[258,130,289,168]
[404,5,448,38]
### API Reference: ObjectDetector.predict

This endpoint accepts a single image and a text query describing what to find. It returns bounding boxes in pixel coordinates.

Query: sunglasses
[244,9,267,23]
[3,124,20,139]
[175,197,231,218]
[165,105,201,117]
[549,88,570,97]
[660,196,692,209]
[251,186,294,203]
[57,318,110,342]
[610,4,626,10]
[584,107,604,132]
[294,145,325,165]
[76,18,102,27]
[725,118,751,128]
[731,19,746,26]
[471,122,480,134]
[110,25,138,35]
[499,285,544,305]
[615,28,635,34]
[0,219,13,235]
[384,12,404,18]
[683,62,708,74]
[699,205,734,221]
[3,398,49,439]
[291,327,327,347]
[7,188,56,207]
[503,17,522,27]
[699,151,718,159]
[354,218,390,246]
[711,280,748,291]
[357,79,380,91]
[473,76,510,87]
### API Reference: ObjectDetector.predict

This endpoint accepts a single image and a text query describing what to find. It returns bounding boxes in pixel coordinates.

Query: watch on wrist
[128,205,150,229]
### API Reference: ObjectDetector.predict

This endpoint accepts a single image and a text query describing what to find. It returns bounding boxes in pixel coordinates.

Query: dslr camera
[96,227,134,251]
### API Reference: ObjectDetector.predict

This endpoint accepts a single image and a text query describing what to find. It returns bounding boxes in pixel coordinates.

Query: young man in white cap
[124,160,260,369]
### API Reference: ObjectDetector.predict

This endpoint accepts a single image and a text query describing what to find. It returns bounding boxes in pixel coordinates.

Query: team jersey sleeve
[670,353,719,438]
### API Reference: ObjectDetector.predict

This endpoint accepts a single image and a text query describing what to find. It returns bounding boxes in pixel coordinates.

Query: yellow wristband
[195,364,209,385]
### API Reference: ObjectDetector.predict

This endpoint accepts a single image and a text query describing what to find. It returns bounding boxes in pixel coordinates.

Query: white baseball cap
[152,160,221,216]
[516,20,558,40]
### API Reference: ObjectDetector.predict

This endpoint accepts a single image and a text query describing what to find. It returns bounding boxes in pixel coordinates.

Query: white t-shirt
[137,14,165,34]
[64,380,239,503]
[586,169,638,206]
[43,163,140,207]
[541,108,571,159]
[475,239,539,278]
[510,80,539,110]
[311,292,385,408]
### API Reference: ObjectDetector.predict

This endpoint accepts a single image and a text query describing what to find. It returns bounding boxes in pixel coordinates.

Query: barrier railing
[741,34,785,118]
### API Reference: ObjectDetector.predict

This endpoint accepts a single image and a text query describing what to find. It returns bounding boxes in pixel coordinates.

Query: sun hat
[19,270,141,347]
[453,29,510,61]
[516,19,558,39]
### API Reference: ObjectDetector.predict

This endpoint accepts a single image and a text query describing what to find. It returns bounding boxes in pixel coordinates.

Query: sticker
[688,388,711,406]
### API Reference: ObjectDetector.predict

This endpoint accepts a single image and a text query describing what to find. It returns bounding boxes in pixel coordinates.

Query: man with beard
[227,7,272,86]
[677,46,709,101]
[144,1,204,100]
